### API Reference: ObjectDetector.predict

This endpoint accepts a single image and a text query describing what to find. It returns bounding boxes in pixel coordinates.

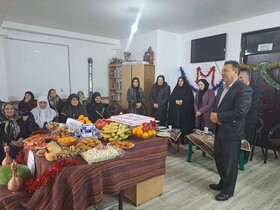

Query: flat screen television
[191,33,226,63]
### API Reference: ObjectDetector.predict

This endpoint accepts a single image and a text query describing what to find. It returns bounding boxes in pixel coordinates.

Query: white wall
[0,22,120,101]
[118,30,158,62]
[179,11,280,89]
[118,30,180,89]
[0,38,8,101]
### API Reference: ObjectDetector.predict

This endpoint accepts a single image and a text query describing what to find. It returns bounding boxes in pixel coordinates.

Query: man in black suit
[239,70,261,162]
[210,60,252,201]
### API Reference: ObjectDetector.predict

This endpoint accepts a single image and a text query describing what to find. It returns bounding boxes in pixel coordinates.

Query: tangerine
[151,130,157,136]
[142,132,149,138]
[132,128,138,135]
[148,130,153,136]
[78,115,85,120]
[136,129,143,137]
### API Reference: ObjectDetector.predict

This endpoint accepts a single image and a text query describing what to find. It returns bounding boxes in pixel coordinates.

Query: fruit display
[57,137,77,147]
[77,115,92,124]
[100,122,131,141]
[71,137,102,153]
[95,118,111,130]
[132,121,157,138]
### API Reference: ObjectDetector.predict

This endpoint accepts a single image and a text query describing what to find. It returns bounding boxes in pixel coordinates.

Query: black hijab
[90,92,104,115]
[61,93,87,119]
[197,79,209,107]
[131,77,141,103]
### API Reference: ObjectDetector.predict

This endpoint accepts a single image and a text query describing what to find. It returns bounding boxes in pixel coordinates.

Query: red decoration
[23,159,78,192]
[196,66,216,87]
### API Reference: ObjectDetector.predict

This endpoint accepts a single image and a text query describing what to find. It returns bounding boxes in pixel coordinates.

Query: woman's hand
[196,111,201,117]
[136,103,142,109]
[175,100,182,105]
[153,103,159,108]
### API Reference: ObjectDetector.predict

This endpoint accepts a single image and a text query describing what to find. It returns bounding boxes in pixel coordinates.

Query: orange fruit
[132,128,138,135]
[151,130,157,136]
[136,129,143,137]
[148,130,153,136]
[78,115,85,120]
[142,132,149,138]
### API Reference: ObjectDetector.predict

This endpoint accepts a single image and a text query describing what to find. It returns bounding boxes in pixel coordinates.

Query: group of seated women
[1,76,215,163]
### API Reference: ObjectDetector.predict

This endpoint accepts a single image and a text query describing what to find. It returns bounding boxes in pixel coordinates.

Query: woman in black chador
[168,76,195,143]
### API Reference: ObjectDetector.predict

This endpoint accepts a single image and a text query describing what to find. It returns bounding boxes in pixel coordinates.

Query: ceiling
[2,0,280,39]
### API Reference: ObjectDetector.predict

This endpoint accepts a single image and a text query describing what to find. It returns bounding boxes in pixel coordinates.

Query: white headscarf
[31,96,57,128]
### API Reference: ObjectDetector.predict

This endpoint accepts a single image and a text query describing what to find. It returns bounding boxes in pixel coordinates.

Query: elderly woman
[86,92,107,123]
[0,103,27,163]
[60,93,88,123]
[126,77,146,115]
[77,90,88,107]
[28,96,57,133]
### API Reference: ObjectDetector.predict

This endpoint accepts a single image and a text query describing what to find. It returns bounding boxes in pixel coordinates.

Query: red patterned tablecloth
[0,136,169,210]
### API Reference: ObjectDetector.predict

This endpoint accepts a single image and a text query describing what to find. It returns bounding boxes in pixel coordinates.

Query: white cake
[110,113,155,126]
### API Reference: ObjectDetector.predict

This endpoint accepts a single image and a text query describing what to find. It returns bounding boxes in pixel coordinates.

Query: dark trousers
[244,123,256,161]
[214,137,241,196]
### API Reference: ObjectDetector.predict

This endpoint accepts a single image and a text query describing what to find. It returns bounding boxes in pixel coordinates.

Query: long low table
[186,133,250,171]
[0,136,169,210]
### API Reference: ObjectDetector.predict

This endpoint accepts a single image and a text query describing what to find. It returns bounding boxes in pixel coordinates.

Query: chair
[264,123,280,163]
[250,117,264,161]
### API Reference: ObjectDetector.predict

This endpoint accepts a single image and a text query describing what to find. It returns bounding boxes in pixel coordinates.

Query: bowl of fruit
[57,137,77,147]
[132,121,157,139]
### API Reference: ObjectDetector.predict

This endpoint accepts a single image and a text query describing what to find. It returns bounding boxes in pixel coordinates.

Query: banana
[103,129,118,134]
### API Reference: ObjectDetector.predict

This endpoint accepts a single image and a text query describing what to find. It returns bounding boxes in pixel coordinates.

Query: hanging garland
[196,66,216,87]
[24,159,78,192]
[180,67,223,92]
[240,62,280,90]
[240,62,280,71]
[260,67,280,90]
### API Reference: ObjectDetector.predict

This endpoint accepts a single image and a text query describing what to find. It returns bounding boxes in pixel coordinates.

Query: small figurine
[7,160,23,192]
[2,143,13,166]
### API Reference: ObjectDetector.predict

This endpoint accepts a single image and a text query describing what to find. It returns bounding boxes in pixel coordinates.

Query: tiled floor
[88,144,280,210]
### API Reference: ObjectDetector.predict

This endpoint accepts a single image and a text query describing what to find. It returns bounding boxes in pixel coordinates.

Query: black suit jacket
[245,84,260,124]
[214,80,252,141]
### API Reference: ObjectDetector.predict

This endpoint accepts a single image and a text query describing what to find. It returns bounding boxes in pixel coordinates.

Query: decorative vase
[2,144,13,166]
[7,160,23,192]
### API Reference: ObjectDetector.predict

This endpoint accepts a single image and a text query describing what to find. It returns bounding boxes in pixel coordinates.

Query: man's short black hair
[224,60,240,74]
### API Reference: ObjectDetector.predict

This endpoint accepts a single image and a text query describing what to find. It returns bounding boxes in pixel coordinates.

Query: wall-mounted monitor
[191,33,226,63]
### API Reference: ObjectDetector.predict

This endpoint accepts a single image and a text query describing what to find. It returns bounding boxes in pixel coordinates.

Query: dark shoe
[209,184,222,191]
[215,192,231,201]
